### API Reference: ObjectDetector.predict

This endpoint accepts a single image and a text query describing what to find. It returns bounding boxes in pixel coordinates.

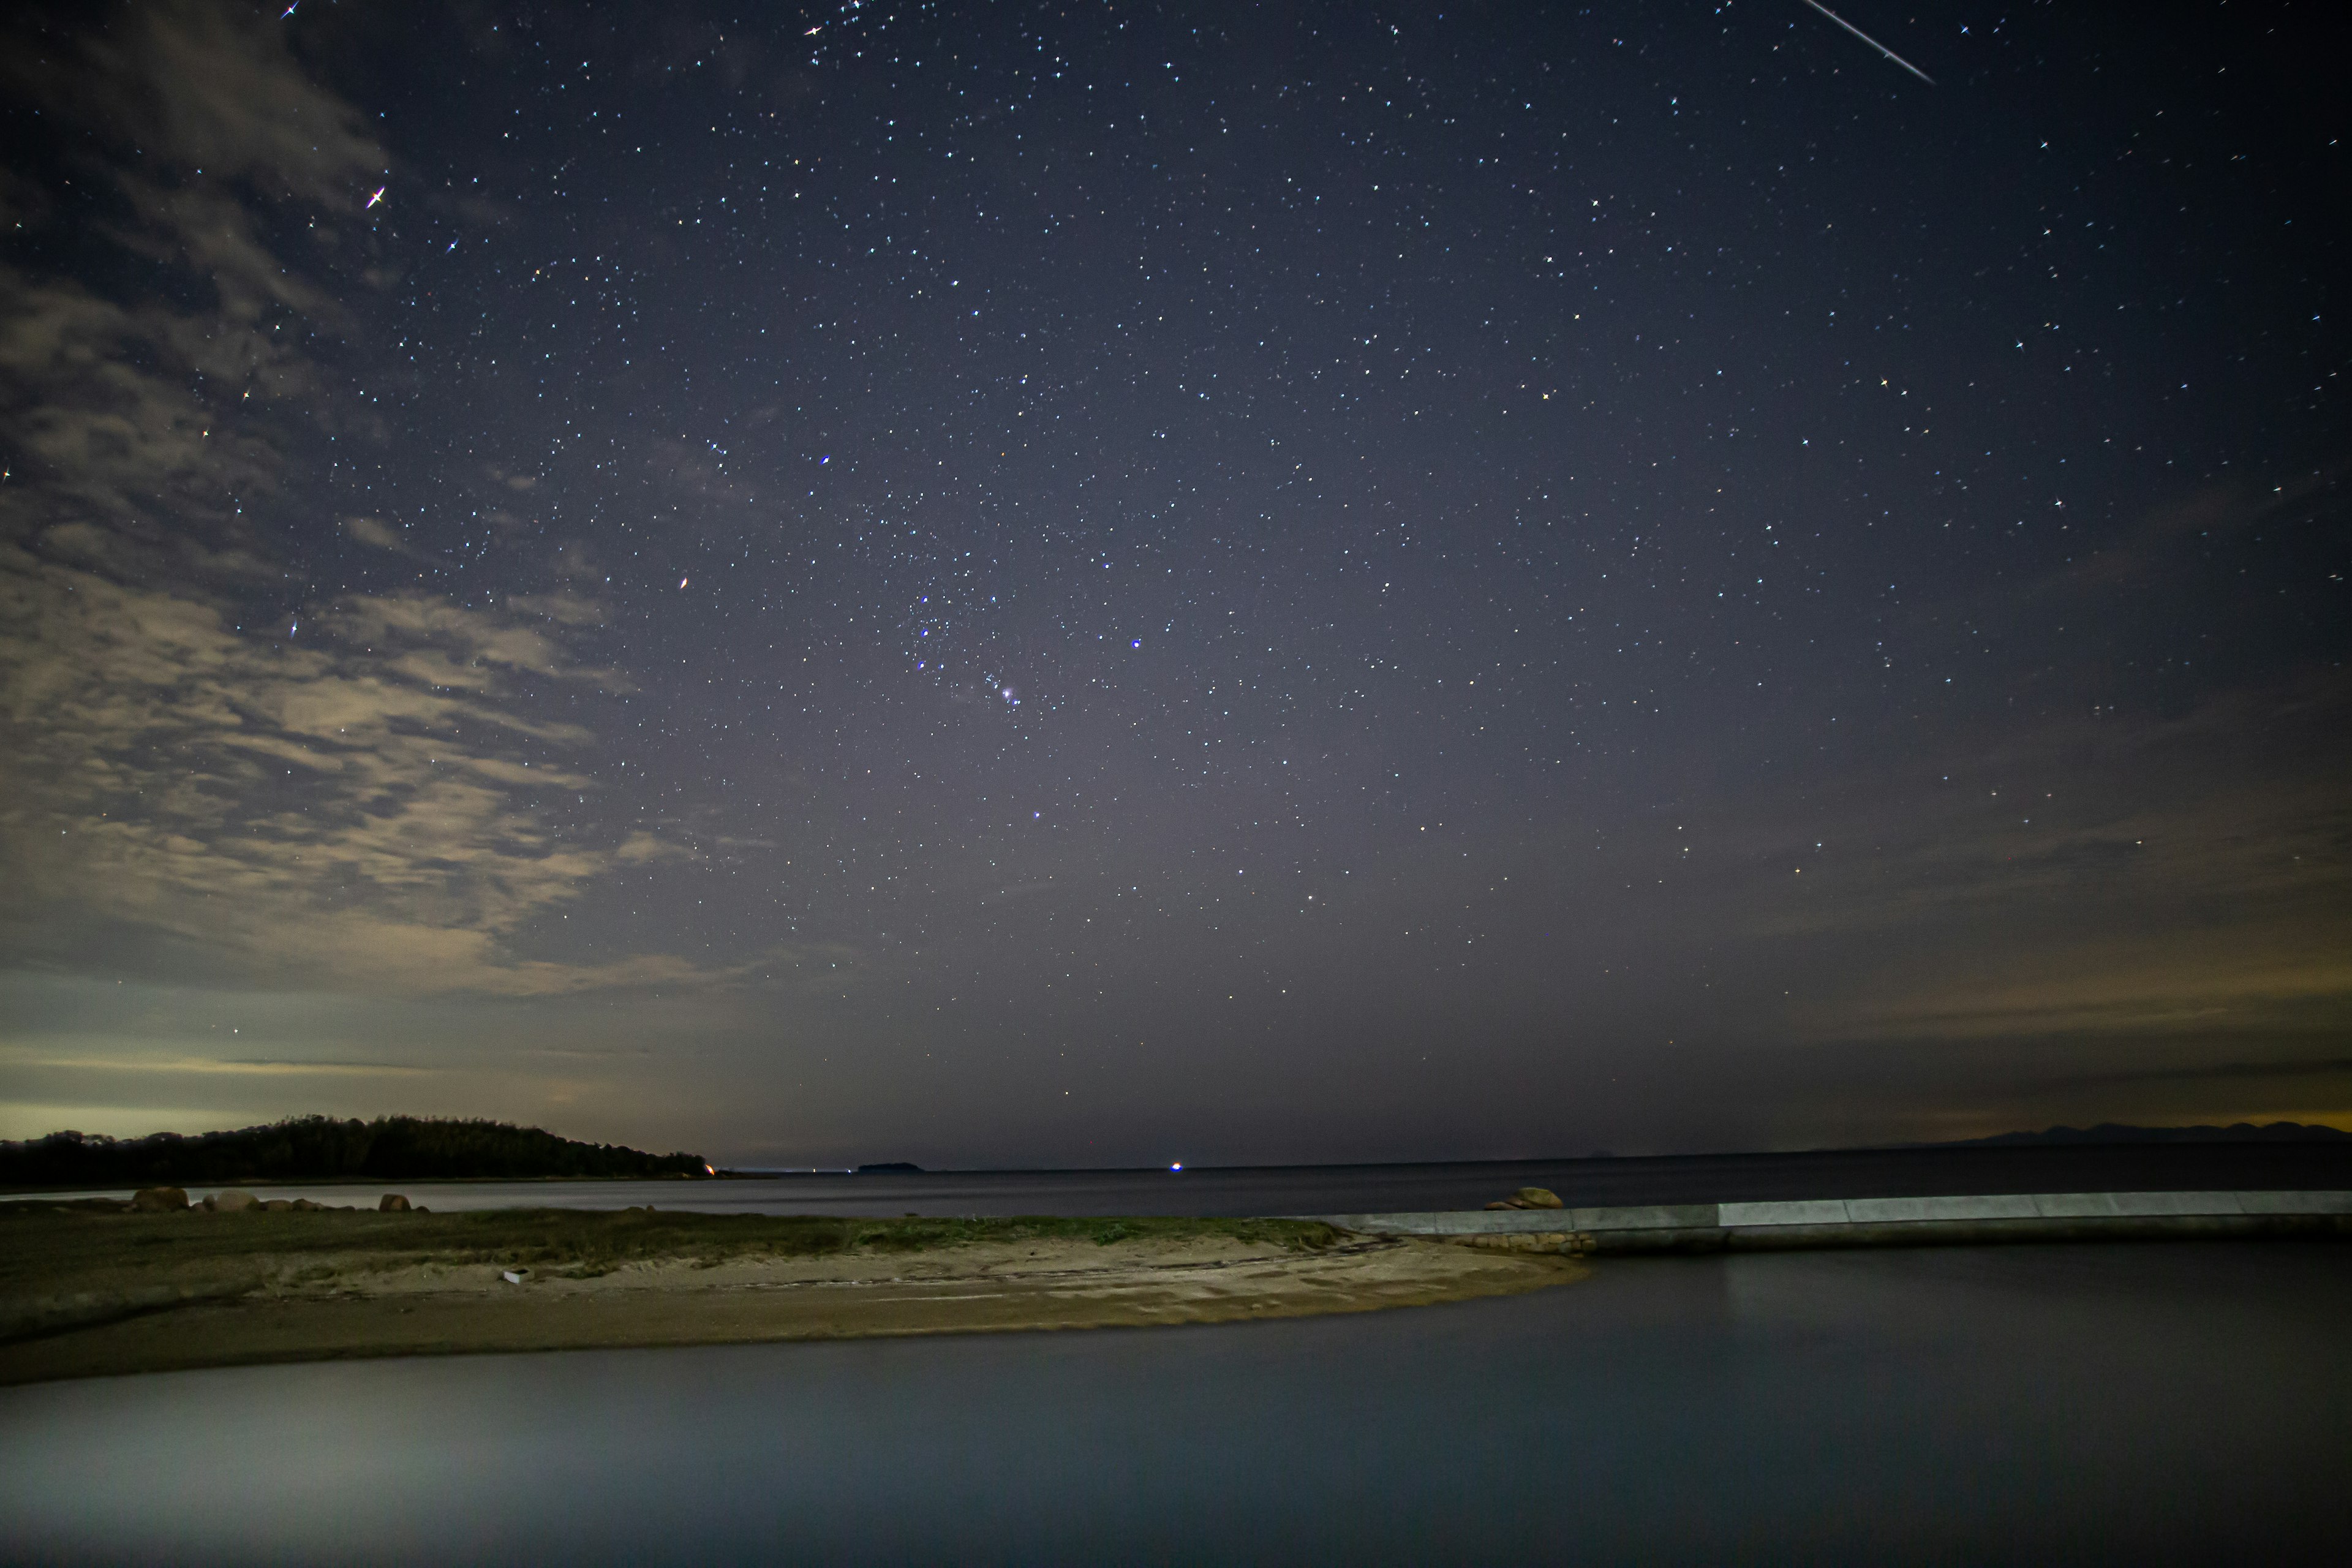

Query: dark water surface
[24,1141,2351,1216]
[4,1242,2345,1562]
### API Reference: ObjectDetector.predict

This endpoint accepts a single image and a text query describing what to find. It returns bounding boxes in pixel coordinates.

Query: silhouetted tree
[0,1117,710,1186]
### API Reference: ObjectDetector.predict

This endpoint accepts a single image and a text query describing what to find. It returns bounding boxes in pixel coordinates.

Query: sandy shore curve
[1,1205,1586,1384]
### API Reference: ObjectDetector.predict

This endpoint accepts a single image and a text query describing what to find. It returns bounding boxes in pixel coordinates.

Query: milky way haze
[2,1,2345,1166]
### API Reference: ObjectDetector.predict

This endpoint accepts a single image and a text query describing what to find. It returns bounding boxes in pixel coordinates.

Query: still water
[4,1242,2345,1562]
[29,1140,2352,1216]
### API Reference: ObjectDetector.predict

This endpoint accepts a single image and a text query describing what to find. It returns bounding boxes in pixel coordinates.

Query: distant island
[1935,1121,2348,1148]
[0,1117,712,1189]
[856,1161,924,1174]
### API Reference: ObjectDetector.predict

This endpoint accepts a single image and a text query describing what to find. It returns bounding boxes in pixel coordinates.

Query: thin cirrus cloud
[1,548,712,997]
[1814,949,2352,1043]
[0,2,720,1002]
[0,4,382,526]
[4,1054,440,1080]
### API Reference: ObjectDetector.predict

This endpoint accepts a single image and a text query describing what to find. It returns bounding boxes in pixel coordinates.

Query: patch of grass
[0,1205,1344,1316]
[839,1213,1340,1255]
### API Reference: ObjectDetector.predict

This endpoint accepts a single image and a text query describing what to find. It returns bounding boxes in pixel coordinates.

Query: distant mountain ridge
[0,1116,712,1188]
[1936,1121,2348,1148]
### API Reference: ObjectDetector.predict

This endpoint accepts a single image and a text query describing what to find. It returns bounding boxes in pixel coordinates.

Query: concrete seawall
[1320,1190,2352,1254]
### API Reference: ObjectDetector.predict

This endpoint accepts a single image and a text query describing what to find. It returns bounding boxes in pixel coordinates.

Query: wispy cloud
[5,1054,441,1079]
[0,545,728,994]
[0,4,733,1000]
[1815,948,2352,1042]
[2054,1056,2352,1088]
[1731,669,2352,941]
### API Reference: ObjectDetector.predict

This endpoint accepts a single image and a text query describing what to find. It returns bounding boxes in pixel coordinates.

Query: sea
[5,1145,2347,1561]
[20,1137,2351,1216]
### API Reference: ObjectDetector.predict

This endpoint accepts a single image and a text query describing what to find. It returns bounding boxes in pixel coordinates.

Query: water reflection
[3,1243,2345,1561]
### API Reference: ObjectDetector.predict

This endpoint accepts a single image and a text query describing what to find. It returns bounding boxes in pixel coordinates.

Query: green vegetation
[0,1117,710,1189]
[0,1205,1344,1335]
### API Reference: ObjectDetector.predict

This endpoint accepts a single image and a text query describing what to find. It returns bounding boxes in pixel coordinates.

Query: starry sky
[2,0,2345,1166]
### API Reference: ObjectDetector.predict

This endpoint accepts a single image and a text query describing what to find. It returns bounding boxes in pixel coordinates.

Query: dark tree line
[0,1117,712,1187]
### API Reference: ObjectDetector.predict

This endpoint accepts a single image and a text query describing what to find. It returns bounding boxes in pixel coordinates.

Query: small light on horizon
[1170,1162,1183,1172]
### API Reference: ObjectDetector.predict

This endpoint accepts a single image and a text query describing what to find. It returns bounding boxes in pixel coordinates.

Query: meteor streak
[1798,0,1935,86]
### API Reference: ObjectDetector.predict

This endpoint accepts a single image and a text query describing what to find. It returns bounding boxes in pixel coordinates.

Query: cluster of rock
[1456,1231,1597,1257]
[129,1186,427,1214]
[1448,1187,1594,1256]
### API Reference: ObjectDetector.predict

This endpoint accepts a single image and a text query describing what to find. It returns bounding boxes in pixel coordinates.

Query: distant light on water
[1169,1163,1182,1172]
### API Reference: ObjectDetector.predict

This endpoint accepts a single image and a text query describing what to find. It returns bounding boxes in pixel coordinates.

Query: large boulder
[1485,1186,1566,1210]
[130,1186,188,1212]
[378,1194,412,1212]
[208,1189,258,1213]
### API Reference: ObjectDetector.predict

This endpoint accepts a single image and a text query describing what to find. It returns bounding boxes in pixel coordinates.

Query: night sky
[2,1,2345,1166]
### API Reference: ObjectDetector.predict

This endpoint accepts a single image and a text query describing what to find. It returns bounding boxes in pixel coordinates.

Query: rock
[208,1189,258,1213]
[130,1186,188,1212]
[260,1199,293,1212]
[379,1194,412,1212]
[1515,1187,1564,1209]
[1461,1232,1572,1253]
[1483,1200,1514,1210]
[501,1268,530,1285]
[291,1199,323,1212]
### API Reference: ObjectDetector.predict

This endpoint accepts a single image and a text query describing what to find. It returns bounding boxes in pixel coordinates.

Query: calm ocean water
[2,1241,2346,1562]
[21,1140,2350,1215]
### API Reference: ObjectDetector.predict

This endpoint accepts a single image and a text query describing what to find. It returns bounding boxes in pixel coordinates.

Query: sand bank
[0,1205,1584,1384]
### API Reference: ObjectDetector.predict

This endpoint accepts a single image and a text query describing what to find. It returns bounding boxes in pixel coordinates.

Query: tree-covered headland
[0,1117,712,1188]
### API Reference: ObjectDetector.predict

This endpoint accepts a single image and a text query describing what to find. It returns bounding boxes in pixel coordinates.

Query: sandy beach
[0,1204,1585,1385]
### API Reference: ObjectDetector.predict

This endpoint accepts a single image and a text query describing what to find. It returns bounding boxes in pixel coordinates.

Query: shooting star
[1798,0,1935,86]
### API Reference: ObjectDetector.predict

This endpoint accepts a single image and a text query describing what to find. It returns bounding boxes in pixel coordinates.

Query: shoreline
[0,1208,1584,1386]
[12,1142,2346,1216]
[1327,1188,2352,1251]
[13,1186,2341,1387]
